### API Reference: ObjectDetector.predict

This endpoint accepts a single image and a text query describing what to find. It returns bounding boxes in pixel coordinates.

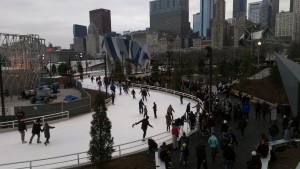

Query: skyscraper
[248,0,272,27]
[89,8,111,35]
[150,0,190,36]
[290,0,294,12]
[73,24,87,38]
[199,0,216,38]
[211,0,225,48]
[193,13,201,35]
[269,0,279,28]
[233,0,247,20]
[294,0,300,13]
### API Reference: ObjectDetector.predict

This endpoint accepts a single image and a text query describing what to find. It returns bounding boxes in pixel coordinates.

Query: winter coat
[43,124,55,138]
[186,103,190,112]
[18,121,27,131]
[171,125,179,137]
[136,119,152,130]
[256,143,269,158]
[223,147,236,161]
[139,100,144,108]
[221,123,229,133]
[247,155,262,169]
[31,122,42,134]
[242,102,250,113]
[196,144,206,160]
[208,135,219,148]
[166,114,172,126]
[167,106,174,114]
[269,124,279,137]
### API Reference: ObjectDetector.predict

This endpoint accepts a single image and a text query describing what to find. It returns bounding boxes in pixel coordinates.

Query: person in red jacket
[172,123,179,149]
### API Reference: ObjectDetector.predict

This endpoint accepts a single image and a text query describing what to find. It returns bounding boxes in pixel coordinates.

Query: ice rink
[0,77,198,168]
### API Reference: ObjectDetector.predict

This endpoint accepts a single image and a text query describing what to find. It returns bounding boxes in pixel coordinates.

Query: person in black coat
[247,151,262,169]
[196,142,208,169]
[18,119,27,144]
[186,103,191,113]
[153,102,157,118]
[223,144,236,168]
[42,122,55,145]
[132,116,153,141]
[29,118,42,144]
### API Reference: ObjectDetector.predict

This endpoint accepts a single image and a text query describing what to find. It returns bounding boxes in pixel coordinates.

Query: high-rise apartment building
[150,0,190,36]
[193,13,201,35]
[275,11,300,42]
[233,0,247,20]
[89,8,111,35]
[211,0,225,48]
[294,0,300,13]
[199,0,216,38]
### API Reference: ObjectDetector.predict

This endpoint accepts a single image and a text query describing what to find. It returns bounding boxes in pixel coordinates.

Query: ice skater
[153,102,157,118]
[18,118,27,144]
[29,118,42,144]
[167,104,175,120]
[131,89,136,99]
[139,99,144,114]
[132,116,153,141]
[42,122,55,145]
[144,106,148,118]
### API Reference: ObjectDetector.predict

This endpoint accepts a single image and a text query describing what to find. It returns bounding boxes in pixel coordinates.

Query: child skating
[42,122,55,145]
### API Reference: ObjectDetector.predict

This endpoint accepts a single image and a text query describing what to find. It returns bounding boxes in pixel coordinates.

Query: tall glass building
[248,0,272,27]
[233,0,247,20]
[199,0,216,38]
[150,0,190,36]
[193,13,200,34]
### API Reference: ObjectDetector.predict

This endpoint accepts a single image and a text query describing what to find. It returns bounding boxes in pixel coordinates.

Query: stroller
[148,138,158,155]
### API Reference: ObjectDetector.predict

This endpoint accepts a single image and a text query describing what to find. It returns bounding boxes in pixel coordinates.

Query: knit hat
[251,151,257,156]
[223,120,227,124]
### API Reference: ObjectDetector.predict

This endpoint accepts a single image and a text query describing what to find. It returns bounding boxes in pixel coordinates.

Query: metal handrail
[0,111,69,129]
[0,84,203,169]
[0,131,172,169]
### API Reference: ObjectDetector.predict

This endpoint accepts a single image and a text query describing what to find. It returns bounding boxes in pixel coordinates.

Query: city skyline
[0,0,290,49]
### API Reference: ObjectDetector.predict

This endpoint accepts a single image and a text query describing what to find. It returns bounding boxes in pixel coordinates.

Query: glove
[132,124,135,128]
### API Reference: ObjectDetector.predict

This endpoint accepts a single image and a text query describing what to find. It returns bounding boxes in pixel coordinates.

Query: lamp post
[101,51,108,99]
[0,54,6,119]
[166,51,172,88]
[205,46,212,114]
[258,41,261,66]
[120,51,124,74]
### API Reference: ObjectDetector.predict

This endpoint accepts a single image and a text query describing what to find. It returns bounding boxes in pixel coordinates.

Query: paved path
[169,93,283,169]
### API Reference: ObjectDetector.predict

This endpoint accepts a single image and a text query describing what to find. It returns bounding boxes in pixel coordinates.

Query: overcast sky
[0,0,290,49]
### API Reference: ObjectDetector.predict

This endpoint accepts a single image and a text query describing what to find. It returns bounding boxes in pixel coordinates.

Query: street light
[166,51,172,88]
[101,51,108,99]
[258,41,261,66]
[205,46,212,114]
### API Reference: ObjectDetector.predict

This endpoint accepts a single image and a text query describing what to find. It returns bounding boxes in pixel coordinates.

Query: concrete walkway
[169,92,282,169]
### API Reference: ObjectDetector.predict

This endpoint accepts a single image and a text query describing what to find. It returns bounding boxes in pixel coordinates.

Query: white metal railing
[0,111,69,130]
[0,84,204,169]
[0,131,172,169]
[130,83,203,106]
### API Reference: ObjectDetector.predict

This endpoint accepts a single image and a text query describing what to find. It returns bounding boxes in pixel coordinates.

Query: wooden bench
[155,151,166,169]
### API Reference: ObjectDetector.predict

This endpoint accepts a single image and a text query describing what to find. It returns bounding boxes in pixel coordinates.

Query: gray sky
[0,0,290,49]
